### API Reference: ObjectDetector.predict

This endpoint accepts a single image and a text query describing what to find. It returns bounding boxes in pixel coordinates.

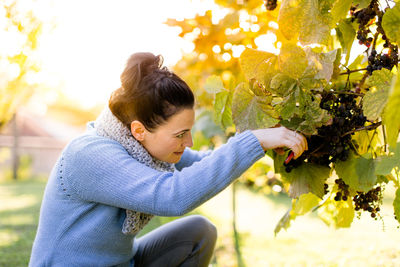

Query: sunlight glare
[35,0,215,109]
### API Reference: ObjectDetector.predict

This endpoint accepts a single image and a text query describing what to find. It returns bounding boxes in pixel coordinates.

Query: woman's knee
[187,215,217,242]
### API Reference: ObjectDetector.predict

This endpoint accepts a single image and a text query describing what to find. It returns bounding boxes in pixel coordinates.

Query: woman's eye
[176,133,185,138]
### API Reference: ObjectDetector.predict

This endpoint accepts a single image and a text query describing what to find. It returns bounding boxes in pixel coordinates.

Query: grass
[0,179,45,267]
[2,179,400,267]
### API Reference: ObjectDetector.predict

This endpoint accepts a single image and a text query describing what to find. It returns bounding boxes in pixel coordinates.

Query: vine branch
[341,121,382,137]
[339,68,368,75]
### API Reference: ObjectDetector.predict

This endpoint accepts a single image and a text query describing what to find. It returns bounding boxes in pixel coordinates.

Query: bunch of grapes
[264,0,277,11]
[333,178,350,201]
[351,1,378,47]
[367,47,399,74]
[353,186,382,218]
[283,91,368,172]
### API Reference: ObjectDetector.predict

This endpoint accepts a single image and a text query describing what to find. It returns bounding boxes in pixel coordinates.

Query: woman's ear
[130,121,146,141]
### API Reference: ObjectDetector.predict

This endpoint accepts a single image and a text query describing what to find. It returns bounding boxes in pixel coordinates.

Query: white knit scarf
[95,107,175,235]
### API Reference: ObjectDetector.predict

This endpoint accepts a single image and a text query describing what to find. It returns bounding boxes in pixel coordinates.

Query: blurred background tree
[167,0,283,109]
[0,0,44,128]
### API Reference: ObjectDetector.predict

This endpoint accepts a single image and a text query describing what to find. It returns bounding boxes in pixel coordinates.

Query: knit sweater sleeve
[175,148,212,170]
[65,130,264,216]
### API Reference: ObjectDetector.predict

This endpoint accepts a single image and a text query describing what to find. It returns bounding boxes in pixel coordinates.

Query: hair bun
[120,52,164,91]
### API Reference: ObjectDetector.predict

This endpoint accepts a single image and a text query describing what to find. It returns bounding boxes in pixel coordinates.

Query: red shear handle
[284,151,294,165]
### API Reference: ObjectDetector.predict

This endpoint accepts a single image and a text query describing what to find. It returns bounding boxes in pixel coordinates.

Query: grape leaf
[232,82,279,131]
[331,0,353,26]
[335,152,377,192]
[279,85,307,120]
[364,69,393,121]
[375,142,400,176]
[292,192,321,215]
[305,48,338,82]
[382,74,400,148]
[205,75,225,94]
[269,73,297,96]
[239,48,277,86]
[296,98,331,135]
[299,0,333,45]
[394,188,400,224]
[318,197,354,228]
[273,151,330,198]
[213,91,233,129]
[278,42,308,80]
[279,94,331,135]
[192,110,224,139]
[278,0,304,41]
[382,4,400,45]
[336,18,356,66]
[287,162,330,198]
[335,199,355,228]
[275,192,320,235]
[352,130,380,155]
[352,0,372,9]
[274,208,292,236]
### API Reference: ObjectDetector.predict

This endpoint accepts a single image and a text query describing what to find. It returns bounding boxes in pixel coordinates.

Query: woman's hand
[251,127,308,159]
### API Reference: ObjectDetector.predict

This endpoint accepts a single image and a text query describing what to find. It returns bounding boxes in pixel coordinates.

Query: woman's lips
[174,151,184,155]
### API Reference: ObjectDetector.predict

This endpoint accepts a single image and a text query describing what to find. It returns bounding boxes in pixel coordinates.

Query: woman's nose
[184,132,193,148]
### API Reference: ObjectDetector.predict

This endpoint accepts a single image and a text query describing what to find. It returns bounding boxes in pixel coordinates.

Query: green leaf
[274,208,292,236]
[318,197,354,228]
[299,0,333,45]
[192,110,224,139]
[204,75,225,94]
[331,0,352,26]
[213,91,233,129]
[287,162,330,198]
[364,69,393,121]
[305,48,338,82]
[335,199,355,228]
[382,5,400,45]
[269,74,297,96]
[273,151,330,198]
[232,82,279,131]
[394,188,400,224]
[335,152,377,192]
[278,0,304,41]
[279,94,331,135]
[239,48,277,86]
[336,18,356,66]
[382,74,400,148]
[292,192,321,215]
[297,99,331,135]
[352,0,371,9]
[275,192,320,235]
[278,43,308,79]
[375,142,400,176]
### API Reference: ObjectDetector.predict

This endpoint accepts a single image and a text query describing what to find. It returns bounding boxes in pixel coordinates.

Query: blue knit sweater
[29,122,265,267]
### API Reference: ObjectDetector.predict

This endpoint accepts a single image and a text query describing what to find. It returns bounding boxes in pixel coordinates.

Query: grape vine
[207,0,400,233]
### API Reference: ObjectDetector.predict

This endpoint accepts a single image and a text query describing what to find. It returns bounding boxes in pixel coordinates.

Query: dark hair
[109,52,195,132]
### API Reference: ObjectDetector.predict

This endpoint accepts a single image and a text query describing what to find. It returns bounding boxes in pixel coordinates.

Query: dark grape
[264,0,277,10]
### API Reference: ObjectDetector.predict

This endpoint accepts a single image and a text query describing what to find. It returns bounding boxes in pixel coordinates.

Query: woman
[29,52,307,267]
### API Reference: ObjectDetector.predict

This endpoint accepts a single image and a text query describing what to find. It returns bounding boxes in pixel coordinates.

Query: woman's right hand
[251,127,308,159]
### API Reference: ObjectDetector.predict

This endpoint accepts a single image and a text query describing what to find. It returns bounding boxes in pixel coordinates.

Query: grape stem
[339,68,368,75]
[341,121,382,137]
[310,89,364,96]
[382,124,387,153]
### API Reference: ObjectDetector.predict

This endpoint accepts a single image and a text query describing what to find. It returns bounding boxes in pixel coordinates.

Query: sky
[34,0,217,109]
[10,0,369,113]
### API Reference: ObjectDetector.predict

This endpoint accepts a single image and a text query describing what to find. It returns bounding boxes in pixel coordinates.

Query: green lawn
[2,179,400,267]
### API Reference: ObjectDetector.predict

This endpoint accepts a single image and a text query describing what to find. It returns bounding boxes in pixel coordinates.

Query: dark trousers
[133,215,217,267]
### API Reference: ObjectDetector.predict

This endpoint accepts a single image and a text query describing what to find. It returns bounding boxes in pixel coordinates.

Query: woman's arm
[175,148,212,171]
[65,130,264,216]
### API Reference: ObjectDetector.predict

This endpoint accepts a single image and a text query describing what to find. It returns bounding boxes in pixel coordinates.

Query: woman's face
[140,108,195,163]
